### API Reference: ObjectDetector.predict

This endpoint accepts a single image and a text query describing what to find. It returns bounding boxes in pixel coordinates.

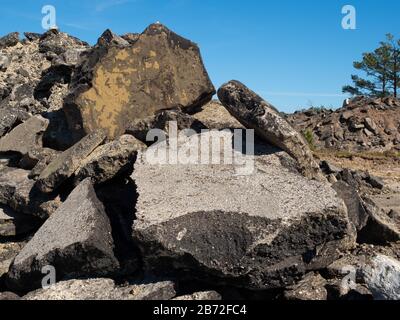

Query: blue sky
[1,0,400,112]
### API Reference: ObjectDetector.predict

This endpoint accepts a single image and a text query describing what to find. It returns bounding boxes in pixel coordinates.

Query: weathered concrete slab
[6,179,119,292]
[132,131,354,290]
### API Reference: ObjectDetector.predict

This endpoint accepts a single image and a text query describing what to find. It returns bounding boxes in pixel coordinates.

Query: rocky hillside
[287,96,400,152]
[1,26,400,301]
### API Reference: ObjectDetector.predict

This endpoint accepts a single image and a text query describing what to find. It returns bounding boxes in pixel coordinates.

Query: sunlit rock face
[64,23,215,142]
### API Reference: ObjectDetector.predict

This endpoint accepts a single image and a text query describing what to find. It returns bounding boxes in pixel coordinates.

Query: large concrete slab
[132,131,354,290]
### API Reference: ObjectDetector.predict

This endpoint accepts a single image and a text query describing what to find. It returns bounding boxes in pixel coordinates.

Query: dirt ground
[316,152,400,192]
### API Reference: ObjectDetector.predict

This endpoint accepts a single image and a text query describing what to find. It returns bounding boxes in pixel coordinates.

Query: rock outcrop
[287,96,400,152]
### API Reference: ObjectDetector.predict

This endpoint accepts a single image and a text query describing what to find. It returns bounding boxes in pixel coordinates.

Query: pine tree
[383,34,400,97]
[343,34,400,98]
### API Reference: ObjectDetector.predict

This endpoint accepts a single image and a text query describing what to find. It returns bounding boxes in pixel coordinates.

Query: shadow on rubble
[41,109,75,151]
[95,175,142,280]
[175,278,285,300]
[0,205,42,242]
[34,65,72,101]
[232,129,300,174]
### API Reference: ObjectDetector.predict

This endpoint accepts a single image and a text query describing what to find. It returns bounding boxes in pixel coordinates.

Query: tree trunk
[395,60,398,97]
[383,78,386,97]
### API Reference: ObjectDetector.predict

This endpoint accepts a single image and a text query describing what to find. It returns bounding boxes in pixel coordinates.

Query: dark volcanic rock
[328,251,400,301]
[19,147,60,171]
[366,175,385,190]
[121,33,140,44]
[320,160,342,175]
[39,29,88,56]
[28,148,60,178]
[42,109,75,151]
[0,107,30,138]
[358,197,400,244]
[218,81,325,181]
[53,48,87,68]
[0,168,34,210]
[36,130,106,193]
[0,32,20,49]
[132,131,354,290]
[332,181,369,231]
[23,32,42,42]
[0,115,49,157]
[64,23,215,142]
[74,134,146,185]
[6,179,119,292]
[97,29,129,47]
[34,65,73,100]
[95,177,140,276]
[0,167,60,219]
